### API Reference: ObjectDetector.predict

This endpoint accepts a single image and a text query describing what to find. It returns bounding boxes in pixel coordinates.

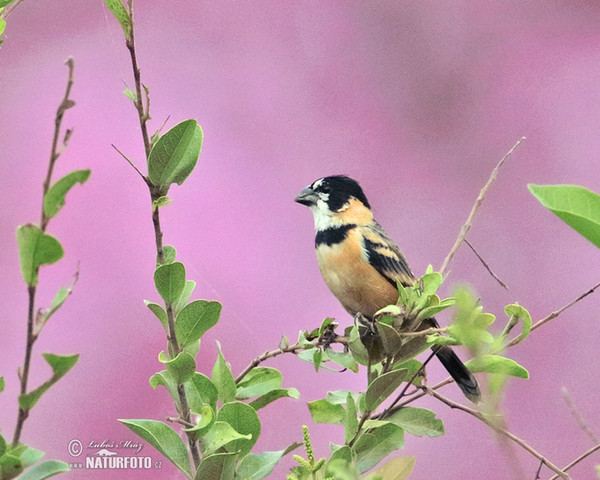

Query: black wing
[359,222,415,288]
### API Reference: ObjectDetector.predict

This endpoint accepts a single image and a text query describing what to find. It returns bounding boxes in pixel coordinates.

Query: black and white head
[295,175,372,230]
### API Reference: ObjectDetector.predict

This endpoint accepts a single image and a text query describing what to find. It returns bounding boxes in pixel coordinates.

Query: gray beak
[295,187,318,206]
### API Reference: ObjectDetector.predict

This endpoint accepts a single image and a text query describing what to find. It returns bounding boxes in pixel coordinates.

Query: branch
[121,0,198,468]
[13,58,75,448]
[547,443,600,480]
[235,343,307,384]
[0,0,26,20]
[464,239,509,289]
[439,137,525,276]
[561,387,599,444]
[505,280,600,349]
[425,387,571,480]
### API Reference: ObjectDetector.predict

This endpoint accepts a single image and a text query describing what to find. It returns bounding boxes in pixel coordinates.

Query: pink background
[2,2,600,479]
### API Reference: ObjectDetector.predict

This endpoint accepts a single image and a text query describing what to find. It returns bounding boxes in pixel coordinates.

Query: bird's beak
[295,187,318,206]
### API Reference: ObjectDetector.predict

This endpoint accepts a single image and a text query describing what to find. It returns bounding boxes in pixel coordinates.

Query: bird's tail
[433,344,481,403]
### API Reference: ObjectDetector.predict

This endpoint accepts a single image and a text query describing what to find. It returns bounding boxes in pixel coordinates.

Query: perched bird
[295,175,480,402]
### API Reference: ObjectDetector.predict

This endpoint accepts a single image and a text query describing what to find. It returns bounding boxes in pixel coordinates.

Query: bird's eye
[320,184,331,194]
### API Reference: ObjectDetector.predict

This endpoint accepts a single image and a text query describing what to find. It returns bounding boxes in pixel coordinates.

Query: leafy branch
[1,57,90,480]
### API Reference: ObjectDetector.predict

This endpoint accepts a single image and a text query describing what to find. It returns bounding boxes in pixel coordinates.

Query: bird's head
[295,175,373,229]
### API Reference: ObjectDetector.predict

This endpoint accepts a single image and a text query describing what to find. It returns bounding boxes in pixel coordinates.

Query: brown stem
[439,137,525,276]
[13,58,75,448]
[425,387,571,480]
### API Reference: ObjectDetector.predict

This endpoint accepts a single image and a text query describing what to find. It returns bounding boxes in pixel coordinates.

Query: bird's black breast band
[315,224,356,247]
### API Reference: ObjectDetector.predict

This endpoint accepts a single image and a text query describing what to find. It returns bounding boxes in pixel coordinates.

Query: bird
[295,175,480,403]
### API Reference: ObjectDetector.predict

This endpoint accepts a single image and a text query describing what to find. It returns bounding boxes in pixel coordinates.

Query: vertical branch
[125,1,151,158]
[439,137,525,276]
[122,1,199,469]
[13,58,75,448]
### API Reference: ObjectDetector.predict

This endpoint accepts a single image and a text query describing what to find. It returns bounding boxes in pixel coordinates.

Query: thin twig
[425,387,571,480]
[0,0,26,19]
[439,137,525,276]
[166,416,196,429]
[120,0,199,468]
[505,280,600,349]
[464,239,509,289]
[13,58,75,448]
[235,343,307,384]
[547,443,600,480]
[561,387,599,444]
[111,144,148,183]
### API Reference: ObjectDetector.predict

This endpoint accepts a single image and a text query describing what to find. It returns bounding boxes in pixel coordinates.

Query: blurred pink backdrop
[2,1,600,479]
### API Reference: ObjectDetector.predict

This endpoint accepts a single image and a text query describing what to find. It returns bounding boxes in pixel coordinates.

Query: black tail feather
[433,345,481,403]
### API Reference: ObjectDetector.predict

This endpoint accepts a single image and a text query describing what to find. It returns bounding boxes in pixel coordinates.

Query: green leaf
[186,372,219,413]
[236,367,282,399]
[313,348,323,372]
[365,369,408,411]
[158,351,196,383]
[194,452,236,480]
[326,350,359,373]
[387,407,444,437]
[15,460,70,480]
[236,450,287,480]
[504,303,532,344]
[217,402,261,457]
[319,317,336,335]
[161,245,177,265]
[376,321,404,357]
[352,423,405,473]
[40,285,74,327]
[363,456,415,480]
[326,445,352,475]
[149,370,177,401]
[0,18,5,37]
[176,300,221,347]
[348,325,370,366]
[0,453,23,479]
[152,195,173,210]
[307,399,345,425]
[466,354,529,379]
[16,225,64,286]
[9,444,44,468]
[249,388,300,410]
[0,433,5,457]
[123,87,137,102]
[148,119,203,188]
[185,404,215,440]
[104,0,131,37]
[344,393,358,444]
[144,301,168,331]
[154,262,186,303]
[172,279,195,313]
[43,169,91,218]
[417,297,455,321]
[529,184,600,249]
[19,353,79,410]
[202,421,252,455]
[0,376,4,393]
[118,419,191,477]
[212,342,236,403]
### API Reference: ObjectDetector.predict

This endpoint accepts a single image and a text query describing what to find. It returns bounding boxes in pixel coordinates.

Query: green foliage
[18,354,79,410]
[217,402,261,457]
[104,0,131,38]
[212,342,236,404]
[175,300,221,347]
[11,460,70,480]
[118,419,192,478]
[147,119,203,191]
[529,184,600,249]
[16,225,64,286]
[363,457,415,480]
[154,262,186,303]
[43,169,91,218]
